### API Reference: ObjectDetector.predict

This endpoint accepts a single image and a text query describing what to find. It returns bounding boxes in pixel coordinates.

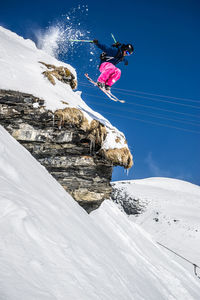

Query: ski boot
[97,81,105,90]
[105,85,111,93]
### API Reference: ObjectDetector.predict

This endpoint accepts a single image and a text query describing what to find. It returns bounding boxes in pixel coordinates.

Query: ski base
[84,73,125,103]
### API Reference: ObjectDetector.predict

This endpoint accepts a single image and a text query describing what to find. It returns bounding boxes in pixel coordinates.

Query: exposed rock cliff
[0,89,113,212]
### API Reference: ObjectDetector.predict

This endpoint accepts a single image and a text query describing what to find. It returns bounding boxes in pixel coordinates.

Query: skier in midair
[91,40,134,92]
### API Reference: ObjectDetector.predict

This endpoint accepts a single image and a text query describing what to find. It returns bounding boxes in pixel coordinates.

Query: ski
[84,73,125,103]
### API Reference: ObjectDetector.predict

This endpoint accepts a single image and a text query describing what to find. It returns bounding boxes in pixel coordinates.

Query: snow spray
[35,5,92,59]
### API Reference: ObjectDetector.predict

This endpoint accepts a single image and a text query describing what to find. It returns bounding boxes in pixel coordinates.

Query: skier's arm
[93,40,116,55]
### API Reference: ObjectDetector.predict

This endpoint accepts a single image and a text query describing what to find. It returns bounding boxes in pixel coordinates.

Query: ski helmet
[121,44,134,55]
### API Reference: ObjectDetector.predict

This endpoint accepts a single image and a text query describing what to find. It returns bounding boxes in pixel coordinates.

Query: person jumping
[92,40,134,92]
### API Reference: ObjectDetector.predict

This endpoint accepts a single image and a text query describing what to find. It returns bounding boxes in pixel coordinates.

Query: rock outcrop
[39,61,77,90]
[0,89,113,212]
[111,182,148,215]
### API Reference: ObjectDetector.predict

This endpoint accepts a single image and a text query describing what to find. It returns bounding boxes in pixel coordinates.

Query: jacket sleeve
[95,42,117,56]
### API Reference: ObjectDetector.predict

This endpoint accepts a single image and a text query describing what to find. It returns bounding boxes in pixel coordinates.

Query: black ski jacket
[95,42,128,66]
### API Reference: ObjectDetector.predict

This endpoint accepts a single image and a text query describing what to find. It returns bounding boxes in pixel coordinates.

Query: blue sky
[1,0,200,185]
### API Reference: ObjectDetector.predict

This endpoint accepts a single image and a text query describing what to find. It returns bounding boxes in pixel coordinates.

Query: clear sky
[1,0,200,185]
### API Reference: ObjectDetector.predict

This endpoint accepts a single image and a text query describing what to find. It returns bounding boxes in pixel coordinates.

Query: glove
[112,41,121,48]
[92,39,98,44]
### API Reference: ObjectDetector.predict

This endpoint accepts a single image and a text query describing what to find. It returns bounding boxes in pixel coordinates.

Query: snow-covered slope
[0,25,128,151]
[112,178,200,276]
[0,126,200,299]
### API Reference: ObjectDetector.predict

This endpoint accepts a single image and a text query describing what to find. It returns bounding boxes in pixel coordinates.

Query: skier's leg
[97,62,116,84]
[106,67,121,87]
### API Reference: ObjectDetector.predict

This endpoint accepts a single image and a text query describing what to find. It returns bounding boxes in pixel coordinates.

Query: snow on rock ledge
[0,25,133,169]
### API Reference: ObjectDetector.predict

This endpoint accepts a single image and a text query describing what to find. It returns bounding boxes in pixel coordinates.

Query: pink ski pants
[97,62,121,86]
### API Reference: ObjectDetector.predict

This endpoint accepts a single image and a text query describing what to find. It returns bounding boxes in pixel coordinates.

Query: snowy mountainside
[0,126,200,299]
[0,25,128,152]
[111,178,200,275]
